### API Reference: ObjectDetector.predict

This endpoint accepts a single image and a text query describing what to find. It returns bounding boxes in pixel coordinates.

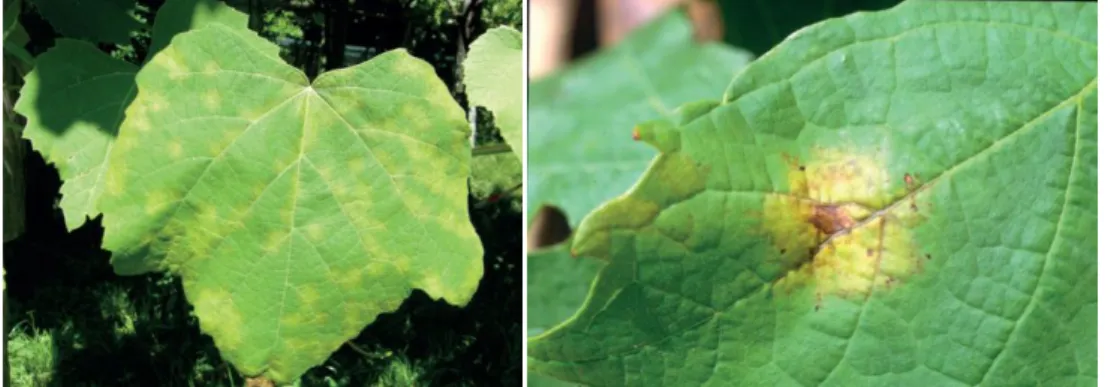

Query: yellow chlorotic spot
[250,182,268,198]
[802,149,891,208]
[298,286,321,306]
[263,231,286,254]
[159,49,189,80]
[209,142,224,157]
[105,168,127,196]
[420,275,444,299]
[168,141,183,158]
[765,146,926,301]
[203,89,221,110]
[347,158,366,174]
[338,266,363,290]
[114,134,137,154]
[145,190,171,215]
[147,93,168,113]
[195,203,218,222]
[343,304,371,333]
[373,149,398,173]
[305,223,326,242]
[333,182,349,197]
[391,256,409,273]
[315,164,332,181]
[203,61,220,74]
[129,113,151,133]
[190,287,244,349]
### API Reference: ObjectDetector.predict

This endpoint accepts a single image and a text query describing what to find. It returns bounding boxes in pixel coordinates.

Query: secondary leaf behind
[526,9,752,226]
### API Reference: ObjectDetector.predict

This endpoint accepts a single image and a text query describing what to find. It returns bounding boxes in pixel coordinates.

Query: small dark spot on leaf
[799,166,806,171]
[866,248,874,256]
[911,203,918,211]
[779,248,786,254]
[926,254,932,260]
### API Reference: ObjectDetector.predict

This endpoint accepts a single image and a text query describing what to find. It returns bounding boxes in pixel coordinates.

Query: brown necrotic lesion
[807,204,856,235]
[764,146,928,302]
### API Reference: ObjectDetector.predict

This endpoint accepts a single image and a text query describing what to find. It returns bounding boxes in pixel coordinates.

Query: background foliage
[4,0,522,385]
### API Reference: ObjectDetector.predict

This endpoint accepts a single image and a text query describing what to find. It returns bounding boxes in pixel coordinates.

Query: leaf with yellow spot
[14,0,250,231]
[97,22,483,384]
[529,2,1096,386]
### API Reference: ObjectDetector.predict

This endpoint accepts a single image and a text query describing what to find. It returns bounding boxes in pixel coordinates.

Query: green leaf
[464,26,522,159]
[469,150,522,202]
[14,39,138,231]
[529,2,1096,385]
[28,0,143,44]
[3,0,24,44]
[527,245,600,387]
[527,244,602,336]
[526,9,751,226]
[148,0,250,59]
[98,23,484,383]
[719,0,901,56]
[4,114,25,242]
[4,0,33,66]
[14,0,248,231]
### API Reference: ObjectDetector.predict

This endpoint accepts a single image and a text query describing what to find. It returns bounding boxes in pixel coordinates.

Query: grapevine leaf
[14,39,138,231]
[4,0,33,66]
[98,24,484,383]
[14,0,248,231]
[719,0,900,56]
[4,114,25,242]
[28,0,143,44]
[470,151,522,202]
[463,26,522,159]
[529,2,1096,386]
[527,245,599,387]
[148,0,250,59]
[527,244,602,335]
[527,10,751,226]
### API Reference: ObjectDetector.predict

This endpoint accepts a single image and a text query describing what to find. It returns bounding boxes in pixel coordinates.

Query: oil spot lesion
[765,146,931,306]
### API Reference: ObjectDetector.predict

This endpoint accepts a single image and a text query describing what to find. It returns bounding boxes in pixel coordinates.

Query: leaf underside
[529,2,1096,386]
